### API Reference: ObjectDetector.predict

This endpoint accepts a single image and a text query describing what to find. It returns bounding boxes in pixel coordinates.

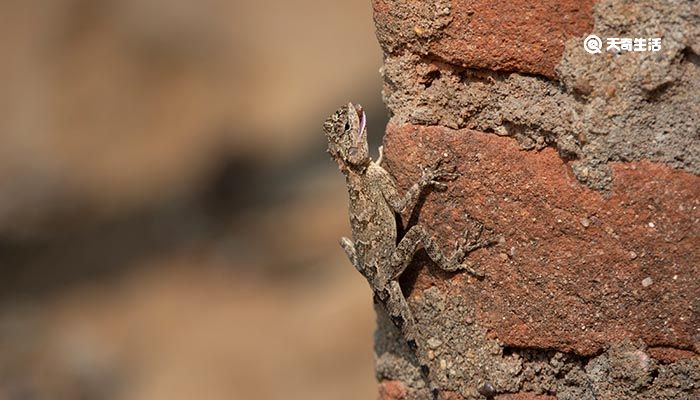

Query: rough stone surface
[371,0,700,398]
[379,380,409,400]
[373,0,595,77]
[372,123,699,399]
[386,123,699,355]
[377,0,700,190]
[496,394,557,400]
[648,347,700,364]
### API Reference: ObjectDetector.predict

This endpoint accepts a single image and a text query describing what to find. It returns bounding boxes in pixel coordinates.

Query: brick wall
[372,1,699,399]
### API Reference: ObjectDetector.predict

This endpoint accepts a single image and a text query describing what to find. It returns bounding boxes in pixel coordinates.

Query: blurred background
[0,1,389,399]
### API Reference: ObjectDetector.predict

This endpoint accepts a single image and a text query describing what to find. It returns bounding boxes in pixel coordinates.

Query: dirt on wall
[374,125,699,400]
[376,0,700,190]
[370,0,700,399]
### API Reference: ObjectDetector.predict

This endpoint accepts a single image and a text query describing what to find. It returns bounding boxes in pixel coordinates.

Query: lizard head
[323,102,369,170]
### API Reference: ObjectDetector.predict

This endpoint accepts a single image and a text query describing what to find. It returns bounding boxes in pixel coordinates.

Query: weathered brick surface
[372,0,699,398]
[648,347,699,364]
[384,123,699,357]
[373,0,595,77]
[379,380,408,400]
[495,393,557,400]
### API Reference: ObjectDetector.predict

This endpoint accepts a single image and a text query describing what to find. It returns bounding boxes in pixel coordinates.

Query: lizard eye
[344,121,350,131]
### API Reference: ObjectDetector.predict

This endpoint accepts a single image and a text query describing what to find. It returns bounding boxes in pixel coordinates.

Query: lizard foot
[420,158,459,190]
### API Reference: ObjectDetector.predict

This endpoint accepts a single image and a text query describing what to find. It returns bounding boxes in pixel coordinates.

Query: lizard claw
[430,181,448,190]
[420,158,459,189]
[457,261,485,278]
[454,236,467,248]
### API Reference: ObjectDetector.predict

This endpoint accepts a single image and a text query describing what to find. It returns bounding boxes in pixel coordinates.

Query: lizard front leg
[340,236,362,274]
[375,159,457,215]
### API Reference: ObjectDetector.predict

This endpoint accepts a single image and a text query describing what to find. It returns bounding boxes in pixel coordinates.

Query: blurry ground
[0,1,385,399]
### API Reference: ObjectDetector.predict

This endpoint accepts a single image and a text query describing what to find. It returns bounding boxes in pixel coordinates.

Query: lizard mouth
[354,104,366,138]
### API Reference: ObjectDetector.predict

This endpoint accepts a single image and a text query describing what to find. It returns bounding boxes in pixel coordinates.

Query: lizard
[323,102,492,399]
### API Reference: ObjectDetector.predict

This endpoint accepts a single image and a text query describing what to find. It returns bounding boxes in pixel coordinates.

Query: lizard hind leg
[389,224,486,280]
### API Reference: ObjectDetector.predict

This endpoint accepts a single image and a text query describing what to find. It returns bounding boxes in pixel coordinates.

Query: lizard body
[324,103,491,399]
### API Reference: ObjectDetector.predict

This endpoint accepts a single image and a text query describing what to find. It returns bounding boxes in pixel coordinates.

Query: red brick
[384,123,700,356]
[378,380,407,400]
[373,0,596,77]
[648,347,699,364]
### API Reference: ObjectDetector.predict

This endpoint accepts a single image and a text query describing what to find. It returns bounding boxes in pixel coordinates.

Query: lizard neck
[338,159,369,176]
